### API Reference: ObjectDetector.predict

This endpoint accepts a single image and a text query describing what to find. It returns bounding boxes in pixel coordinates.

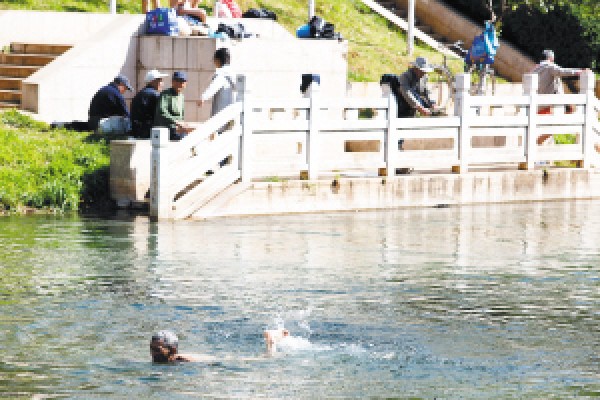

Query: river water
[0,201,599,399]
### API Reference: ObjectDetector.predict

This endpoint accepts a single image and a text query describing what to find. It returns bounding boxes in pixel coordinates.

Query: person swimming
[150,330,202,363]
[150,328,293,363]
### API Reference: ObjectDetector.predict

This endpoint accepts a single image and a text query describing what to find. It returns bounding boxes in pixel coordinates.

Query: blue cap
[113,74,133,91]
[173,71,187,82]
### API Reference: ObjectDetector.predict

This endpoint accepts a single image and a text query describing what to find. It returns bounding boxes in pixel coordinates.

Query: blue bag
[146,8,179,36]
[296,24,311,39]
[466,21,499,66]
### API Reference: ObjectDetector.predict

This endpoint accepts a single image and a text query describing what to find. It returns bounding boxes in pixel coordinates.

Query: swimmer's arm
[175,353,218,363]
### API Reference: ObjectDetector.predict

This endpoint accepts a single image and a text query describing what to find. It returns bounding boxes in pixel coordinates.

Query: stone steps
[0,77,22,90]
[0,100,20,109]
[0,89,21,102]
[10,42,71,56]
[0,42,71,110]
[0,53,57,66]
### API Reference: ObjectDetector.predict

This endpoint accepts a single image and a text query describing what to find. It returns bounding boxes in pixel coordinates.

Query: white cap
[144,69,168,83]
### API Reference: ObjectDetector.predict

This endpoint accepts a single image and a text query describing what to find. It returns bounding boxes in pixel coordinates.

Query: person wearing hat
[396,57,435,118]
[88,75,134,132]
[130,69,168,139]
[154,71,195,140]
[531,50,588,145]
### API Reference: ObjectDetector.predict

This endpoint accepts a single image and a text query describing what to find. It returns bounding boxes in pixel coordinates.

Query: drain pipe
[110,0,117,14]
[408,0,414,55]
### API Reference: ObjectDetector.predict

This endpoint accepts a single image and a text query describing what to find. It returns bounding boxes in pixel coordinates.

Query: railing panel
[169,130,242,193]
[395,127,459,139]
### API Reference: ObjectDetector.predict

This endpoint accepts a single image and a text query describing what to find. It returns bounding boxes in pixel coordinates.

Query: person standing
[197,48,236,119]
[88,75,133,132]
[532,49,586,144]
[154,71,194,140]
[130,69,168,139]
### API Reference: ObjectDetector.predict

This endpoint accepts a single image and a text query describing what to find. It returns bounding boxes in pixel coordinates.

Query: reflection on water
[0,201,599,398]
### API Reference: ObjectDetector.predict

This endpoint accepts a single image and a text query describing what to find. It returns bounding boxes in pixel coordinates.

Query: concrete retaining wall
[138,34,348,123]
[192,169,600,219]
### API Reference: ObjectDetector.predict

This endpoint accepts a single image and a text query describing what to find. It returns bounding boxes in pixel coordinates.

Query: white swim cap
[151,330,179,348]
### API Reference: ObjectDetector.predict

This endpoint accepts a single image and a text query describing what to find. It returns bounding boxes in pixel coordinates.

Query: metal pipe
[309,0,315,20]
[110,0,117,14]
[408,0,415,55]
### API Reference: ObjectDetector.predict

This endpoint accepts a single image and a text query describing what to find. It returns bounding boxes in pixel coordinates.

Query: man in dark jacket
[88,75,133,131]
[130,69,167,139]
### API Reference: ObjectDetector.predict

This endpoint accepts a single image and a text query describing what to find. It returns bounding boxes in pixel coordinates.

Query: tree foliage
[442,0,599,70]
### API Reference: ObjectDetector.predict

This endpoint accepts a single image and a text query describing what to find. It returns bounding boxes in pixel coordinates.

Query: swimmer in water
[263,328,290,355]
[150,330,218,363]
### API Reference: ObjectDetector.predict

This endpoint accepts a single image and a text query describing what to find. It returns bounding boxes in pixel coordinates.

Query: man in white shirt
[198,48,236,119]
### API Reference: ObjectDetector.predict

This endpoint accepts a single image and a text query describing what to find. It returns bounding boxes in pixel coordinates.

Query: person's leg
[142,0,149,13]
[181,8,206,22]
[153,0,160,9]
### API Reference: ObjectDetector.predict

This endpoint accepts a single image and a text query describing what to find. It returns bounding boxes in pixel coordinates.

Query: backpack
[465,21,499,66]
[242,8,277,20]
[309,16,326,38]
[145,8,179,36]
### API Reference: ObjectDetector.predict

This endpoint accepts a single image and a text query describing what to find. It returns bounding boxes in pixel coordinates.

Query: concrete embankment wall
[192,169,600,219]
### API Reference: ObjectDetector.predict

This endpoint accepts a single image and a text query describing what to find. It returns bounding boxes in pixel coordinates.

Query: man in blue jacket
[88,75,133,132]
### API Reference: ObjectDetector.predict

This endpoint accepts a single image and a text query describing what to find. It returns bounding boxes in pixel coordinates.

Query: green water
[0,202,599,398]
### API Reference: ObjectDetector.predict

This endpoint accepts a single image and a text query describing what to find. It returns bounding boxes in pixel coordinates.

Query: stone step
[0,53,56,67]
[0,77,22,90]
[0,89,21,102]
[10,42,71,56]
[0,100,20,109]
[0,65,39,78]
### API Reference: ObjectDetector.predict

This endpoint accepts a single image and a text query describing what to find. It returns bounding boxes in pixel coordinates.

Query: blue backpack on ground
[146,8,179,36]
[466,21,499,66]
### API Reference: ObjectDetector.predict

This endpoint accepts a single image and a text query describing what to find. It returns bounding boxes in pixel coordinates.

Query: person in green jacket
[154,71,194,140]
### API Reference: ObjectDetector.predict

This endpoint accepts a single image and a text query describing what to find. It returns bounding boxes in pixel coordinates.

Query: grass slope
[0,0,463,81]
[0,110,110,213]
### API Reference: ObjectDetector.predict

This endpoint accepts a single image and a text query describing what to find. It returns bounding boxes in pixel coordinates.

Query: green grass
[0,0,465,82]
[0,110,110,213]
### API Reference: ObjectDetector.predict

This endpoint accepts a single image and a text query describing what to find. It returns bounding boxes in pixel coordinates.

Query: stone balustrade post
[150,127,171,220]
[520,74,538,170]
[382,83,396,177]
[453,74,470,173]
[580,70,596,168]
[237,75,253,183]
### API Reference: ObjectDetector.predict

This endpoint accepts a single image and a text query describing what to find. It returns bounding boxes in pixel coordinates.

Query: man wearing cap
[154,71,195,140]
[532,49,587,145]
[396,57,435,118]
[131,69,168,139]
[88,75,134,132]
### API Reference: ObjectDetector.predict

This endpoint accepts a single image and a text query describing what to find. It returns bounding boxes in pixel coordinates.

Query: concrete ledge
[191,169,600,219]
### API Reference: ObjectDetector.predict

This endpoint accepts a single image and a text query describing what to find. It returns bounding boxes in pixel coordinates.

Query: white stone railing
[150,71,599,220]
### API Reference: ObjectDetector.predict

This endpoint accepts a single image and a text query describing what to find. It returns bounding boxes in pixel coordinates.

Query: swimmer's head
[150,330,179,363]
[282,329,290,337]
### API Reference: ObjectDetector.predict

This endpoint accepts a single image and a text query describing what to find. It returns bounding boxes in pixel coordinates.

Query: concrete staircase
[0,43,71,109]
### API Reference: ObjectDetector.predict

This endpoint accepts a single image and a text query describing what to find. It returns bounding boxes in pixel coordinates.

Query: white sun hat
[144,69,168,83]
